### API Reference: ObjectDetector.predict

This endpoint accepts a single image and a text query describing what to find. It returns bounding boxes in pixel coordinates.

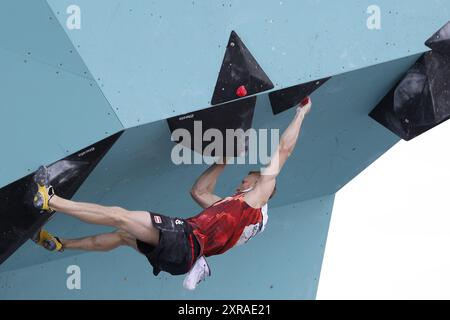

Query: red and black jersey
[186,192,268,257]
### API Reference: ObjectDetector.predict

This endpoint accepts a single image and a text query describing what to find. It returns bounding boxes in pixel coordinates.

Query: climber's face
[236,171,260,193]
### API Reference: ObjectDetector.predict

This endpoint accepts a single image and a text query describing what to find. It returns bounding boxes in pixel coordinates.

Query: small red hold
[300,96,310,106]
[236,85,248,97]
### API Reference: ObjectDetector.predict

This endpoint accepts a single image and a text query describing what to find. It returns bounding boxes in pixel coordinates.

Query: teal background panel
[0,1,92,78]
[46,0,448,127]
[0,0,123,188]
[0,0,445,299]
[0,49,123,188]
[0,194,334,300]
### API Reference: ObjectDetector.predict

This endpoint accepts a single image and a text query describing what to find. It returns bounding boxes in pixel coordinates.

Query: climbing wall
[0,0,449,299]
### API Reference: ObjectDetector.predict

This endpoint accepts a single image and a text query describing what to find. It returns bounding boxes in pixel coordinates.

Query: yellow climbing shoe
[32,166,55,213]
[32,229,63,252]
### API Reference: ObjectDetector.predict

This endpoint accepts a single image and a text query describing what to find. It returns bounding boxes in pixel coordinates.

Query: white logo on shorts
[175,219,184,225]
[154,216,162,224]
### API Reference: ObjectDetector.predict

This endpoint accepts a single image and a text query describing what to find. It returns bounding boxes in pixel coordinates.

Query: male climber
[31,97,312,290]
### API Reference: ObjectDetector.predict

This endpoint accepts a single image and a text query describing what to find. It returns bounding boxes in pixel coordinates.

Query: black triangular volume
[425,21,450,55]
[211,31,274,105]
[269,77,330,115]
[369,53,450,141]
[0,131,123,265]
[167,96,257,157]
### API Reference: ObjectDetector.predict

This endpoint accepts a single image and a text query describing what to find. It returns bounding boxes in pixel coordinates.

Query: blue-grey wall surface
[0,1,123,187]
[0,194,334,299]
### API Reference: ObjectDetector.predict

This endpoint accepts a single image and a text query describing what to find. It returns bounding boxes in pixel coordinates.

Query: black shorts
[136,212,200,276]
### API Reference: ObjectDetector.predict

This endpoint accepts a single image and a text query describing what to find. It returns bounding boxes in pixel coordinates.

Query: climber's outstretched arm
[245,97,312,208]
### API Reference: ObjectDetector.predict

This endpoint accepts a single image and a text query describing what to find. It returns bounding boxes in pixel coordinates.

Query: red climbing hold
[300,96,310,107]
[236,85,248,97]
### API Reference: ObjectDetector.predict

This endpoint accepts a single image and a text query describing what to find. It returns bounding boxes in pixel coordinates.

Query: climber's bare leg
[61,230,139,252]
[49,195,159,246]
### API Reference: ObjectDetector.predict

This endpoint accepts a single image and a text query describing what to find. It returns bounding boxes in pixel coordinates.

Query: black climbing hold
[211,31,273,105]
[425,21,450,55]
[268,77,330,115]
[167,96,257,157]
[0,132,123,265]
[369,51,450,140]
